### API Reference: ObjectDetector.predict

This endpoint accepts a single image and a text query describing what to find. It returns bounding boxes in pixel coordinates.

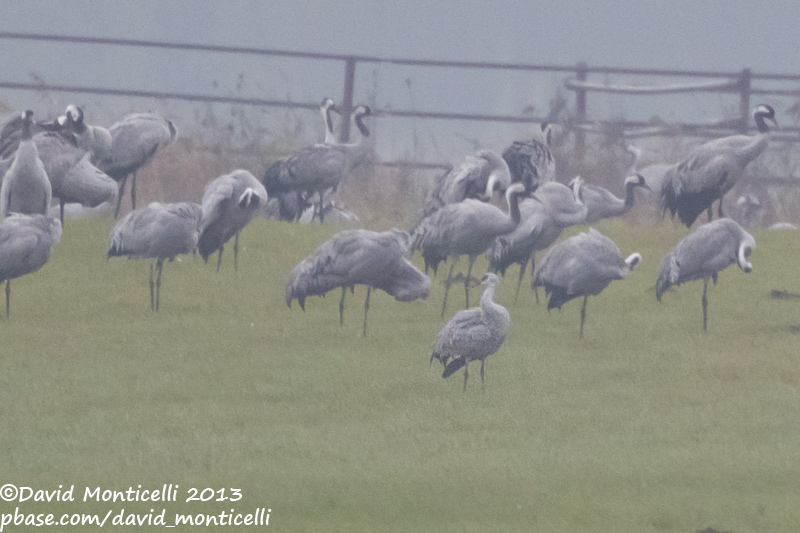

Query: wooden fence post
[574,62,588,163]
[738,68,752,133]
[340,57,357,142]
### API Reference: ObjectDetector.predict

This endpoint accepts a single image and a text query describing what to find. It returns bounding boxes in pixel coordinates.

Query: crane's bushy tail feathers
[441,358,466,379]
[543,284,576,310]
[661,180,719,227]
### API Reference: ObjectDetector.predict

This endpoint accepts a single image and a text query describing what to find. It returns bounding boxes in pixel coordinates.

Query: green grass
[1,214,799,532]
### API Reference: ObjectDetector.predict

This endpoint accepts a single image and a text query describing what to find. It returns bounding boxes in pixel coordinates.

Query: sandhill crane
[574,173,648,225]
[533,228,641,338]
[412,182,527,317]
[660,104,777,227]
[0,111,52,218]
[656,217,755,332]
[197,169,268,272]
[488,179,586,303]
[286,228,430,336]
[501,122,556,193]
[0,213,62,317]
[263,104,372,223]
[422,150,512,217]
[108,201,202,311]
[99,112,178,217]
[430,273,509,392]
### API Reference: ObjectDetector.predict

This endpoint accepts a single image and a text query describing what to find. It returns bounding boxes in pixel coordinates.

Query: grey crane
[430,273,509,392]
[532,228,641,338]
[412,182,527,317]
[501,122,556,193]
[197,169,268,272]
[422,149,512,217]
[98,112,178,217]
[656,217,755,332]
[660,104,777,227]
[108,201,202,311]
[0,111,52,218]
[286,228,430,336]
[263,104,372,223]
[488,178,586,303]
[0,213,62,317]
[573,173,649,225]
[61,105,112,164]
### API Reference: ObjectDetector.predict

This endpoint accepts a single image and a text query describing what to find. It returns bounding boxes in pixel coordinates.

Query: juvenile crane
[422,150,512,217]
[656,217,755,332]
[108,201,202,311]
[488,179,586,303]
[0,111,52,218]
[412,182,527,317]
[502,122,556,193]
[286,228,430,336]
[660,104,777,226]
[99,112,178,217]
[0,214,62,317]
[198,169,268,272]
[430,273,509,392]
[532,228,641,338]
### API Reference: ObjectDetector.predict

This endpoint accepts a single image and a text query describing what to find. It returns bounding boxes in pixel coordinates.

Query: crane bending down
[656,217,755,332]
[660,104,777,227]
[430,273,509,392]
[285,228,430,336]
[99,112,178,217]
[198,169,268,272]
[487,178,586,303]
[108,202,203,311]
[412,182,527,317]
[422,149,512,217]
[575,173,649,225]
[533,228,641,338]
[0,214,62,317]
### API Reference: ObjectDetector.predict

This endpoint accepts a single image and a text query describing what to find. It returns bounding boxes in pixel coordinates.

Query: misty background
[1,1,799,186]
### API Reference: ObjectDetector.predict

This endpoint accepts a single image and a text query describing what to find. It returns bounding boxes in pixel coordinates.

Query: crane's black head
[753,104,778,133]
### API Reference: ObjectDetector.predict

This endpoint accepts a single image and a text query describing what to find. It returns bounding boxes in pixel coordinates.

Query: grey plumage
[501,123,556,193]
[286,228,430,336]
[660,104,777,227]
[263,104,372,223]
[62,105,112,164]
[197,169,268,272]
[422,149,512,217]
[533,228,641,338]
[0,213,62,317]
[487,179,586,302]
[412,182,527,316]
[430,273,509,391]
[99,112,178,217]
[0,111,52,218]
[576,173,648,225]
[656,217,755,332]
[108,201,202,311]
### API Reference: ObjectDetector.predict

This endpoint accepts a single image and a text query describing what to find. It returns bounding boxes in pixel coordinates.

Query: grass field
[1,213,799,532]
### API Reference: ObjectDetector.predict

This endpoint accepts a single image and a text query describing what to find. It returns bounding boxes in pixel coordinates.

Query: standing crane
[660,104,777,227]
[575,173,648,225]
[0,111,52,218]
[656,217,755,332]
[286,228,430,336]
[99,112,178,217]
[411,182,527,317]
[532,228,641,338]
[108,201,202,311]
[0,213,62,317]
[197,169,268,272]
[430,273,509,392]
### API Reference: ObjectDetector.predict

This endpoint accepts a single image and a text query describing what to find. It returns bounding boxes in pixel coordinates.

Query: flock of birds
[0,98,780,391]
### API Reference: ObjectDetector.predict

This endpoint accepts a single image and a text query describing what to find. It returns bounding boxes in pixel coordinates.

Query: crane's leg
[216,245,224,273]
[59,199,66,226]
[233,232,240,272]
[514,255,529,303]
[339,287,346,326]
[155,257,164,312]
[480,359,485,393]
[707,206,713,222]
[5,279,10,318]
[530,254,540,304]
[464,256,476,309]
[149,260,155,311]
[362,286,371,337]
[717,195,725,219]
[441,261,457,318]
[318,190,326,223]
[114,174,129,218]
[702,278,709,332]
[462,363,469,392]
[579,295,588,338]
[130,171,138,211]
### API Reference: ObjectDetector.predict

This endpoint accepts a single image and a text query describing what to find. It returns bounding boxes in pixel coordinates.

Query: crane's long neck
[323,106,336,144]
[623,181,637,210]
[339,114,371,169]
[737,134,769,165]
[507,189,522,225]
